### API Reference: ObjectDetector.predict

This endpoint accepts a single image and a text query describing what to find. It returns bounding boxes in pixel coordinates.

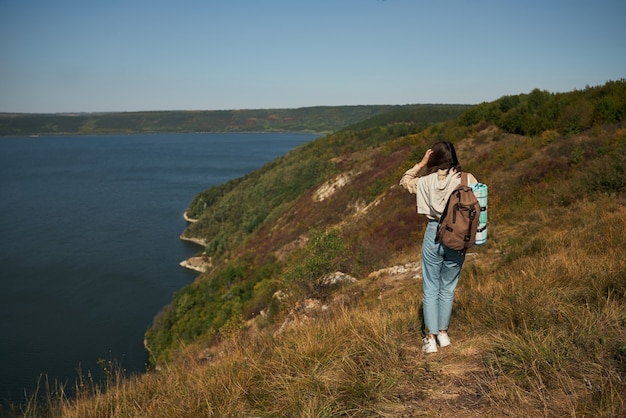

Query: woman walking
[400,141,478,353]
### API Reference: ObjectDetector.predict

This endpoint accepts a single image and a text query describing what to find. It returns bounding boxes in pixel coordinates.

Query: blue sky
[1,0,624,113]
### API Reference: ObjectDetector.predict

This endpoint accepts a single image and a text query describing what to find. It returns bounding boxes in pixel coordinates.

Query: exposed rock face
[319,271,358,286]
[313,171,358,202]
[367,262,421,279]
[179,235,207,247]
[179,256,211,273]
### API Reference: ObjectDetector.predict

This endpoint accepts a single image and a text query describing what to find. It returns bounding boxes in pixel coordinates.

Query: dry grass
[456,195,626,417]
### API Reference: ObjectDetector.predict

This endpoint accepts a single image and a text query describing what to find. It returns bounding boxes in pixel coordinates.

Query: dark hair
[426,141,461,175]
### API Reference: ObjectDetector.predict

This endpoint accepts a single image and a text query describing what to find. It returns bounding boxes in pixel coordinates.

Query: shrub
[285,228,348,297]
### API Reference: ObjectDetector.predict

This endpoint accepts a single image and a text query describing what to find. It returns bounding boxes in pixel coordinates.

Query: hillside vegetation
[0,105,468,137]
[17,80,626,417]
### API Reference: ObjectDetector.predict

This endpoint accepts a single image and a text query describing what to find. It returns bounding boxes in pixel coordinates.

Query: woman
[399,141,478,354]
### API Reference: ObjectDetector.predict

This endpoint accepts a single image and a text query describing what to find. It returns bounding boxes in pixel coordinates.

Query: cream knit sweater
[399,164,477,221]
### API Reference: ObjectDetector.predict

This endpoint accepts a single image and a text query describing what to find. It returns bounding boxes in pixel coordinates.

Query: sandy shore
[179,235,207,247]
[183,211,198,223]
[179,213,209,272]
[179,257,210,273]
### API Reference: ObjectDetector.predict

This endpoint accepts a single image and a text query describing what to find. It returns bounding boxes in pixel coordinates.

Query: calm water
[0,132,316,406]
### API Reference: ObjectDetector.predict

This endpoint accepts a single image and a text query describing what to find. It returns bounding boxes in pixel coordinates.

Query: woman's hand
[419,149,432,168]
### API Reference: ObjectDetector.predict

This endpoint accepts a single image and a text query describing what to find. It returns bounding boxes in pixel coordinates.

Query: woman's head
[426,141,461,174]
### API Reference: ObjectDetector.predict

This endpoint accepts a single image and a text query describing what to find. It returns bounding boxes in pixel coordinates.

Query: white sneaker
[437,332,451,348]
[422,337,438,353]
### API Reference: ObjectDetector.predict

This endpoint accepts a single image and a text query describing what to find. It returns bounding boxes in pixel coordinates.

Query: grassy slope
[19,81,626,417]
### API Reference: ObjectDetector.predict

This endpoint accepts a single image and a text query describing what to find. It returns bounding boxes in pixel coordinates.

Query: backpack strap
[461,171,468,186]
[460,171,474,256]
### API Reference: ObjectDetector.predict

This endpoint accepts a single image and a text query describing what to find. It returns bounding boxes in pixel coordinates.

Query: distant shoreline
[1,105,430,137]
[0,130,324,138]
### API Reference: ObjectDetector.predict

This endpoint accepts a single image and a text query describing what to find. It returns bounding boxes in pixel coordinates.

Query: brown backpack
[435,172,480,255]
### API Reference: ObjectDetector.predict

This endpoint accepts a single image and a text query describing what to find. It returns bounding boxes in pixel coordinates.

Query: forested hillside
[19,80,626,417]
[0,104,467,136]
[145,80,626,363]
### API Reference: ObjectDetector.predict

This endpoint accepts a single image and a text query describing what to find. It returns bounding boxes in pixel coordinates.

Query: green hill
[0,104,469,137]
[18,80,626,417]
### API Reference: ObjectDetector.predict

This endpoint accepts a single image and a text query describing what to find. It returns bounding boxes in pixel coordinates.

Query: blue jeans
[421,220,465,335]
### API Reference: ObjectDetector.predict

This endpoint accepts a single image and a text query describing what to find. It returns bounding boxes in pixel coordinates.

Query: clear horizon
[1,0,625,114]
